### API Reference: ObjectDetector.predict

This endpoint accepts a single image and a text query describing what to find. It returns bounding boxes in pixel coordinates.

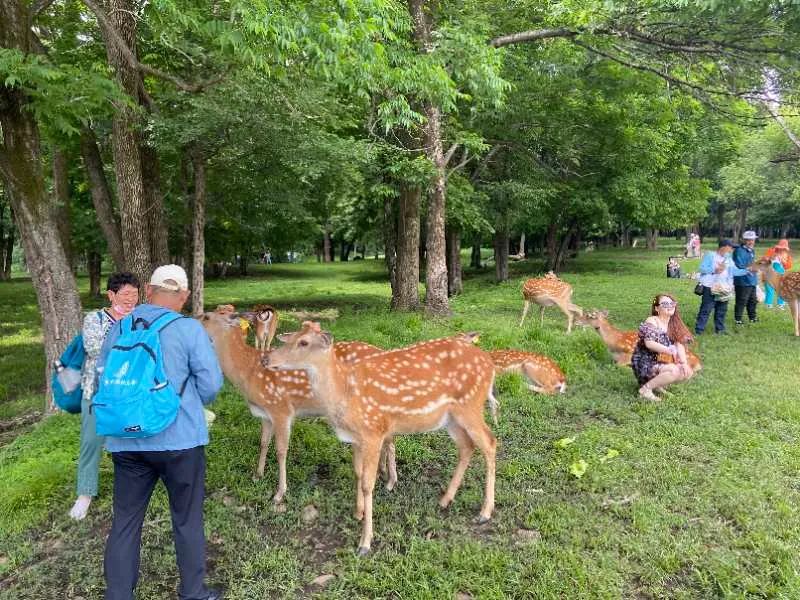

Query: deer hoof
[439,496,453,509]
[354,509,364,521]
[385,481,396,492]
[357,545,371,557]
[272,493,285,505]
[475,515,491,525]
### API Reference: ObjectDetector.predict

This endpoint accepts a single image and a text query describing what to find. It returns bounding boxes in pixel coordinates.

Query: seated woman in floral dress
[631,293,695,401]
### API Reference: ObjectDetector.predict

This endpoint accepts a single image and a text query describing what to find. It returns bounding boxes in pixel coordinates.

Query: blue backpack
[92,311,186,438]
[51,311,104,414]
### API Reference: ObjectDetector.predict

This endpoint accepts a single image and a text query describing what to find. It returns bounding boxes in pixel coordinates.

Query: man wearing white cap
[97,264,224,600]
[733,231,759,326]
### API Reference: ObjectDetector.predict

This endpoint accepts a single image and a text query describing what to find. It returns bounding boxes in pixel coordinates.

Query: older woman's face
[108,284,139,316]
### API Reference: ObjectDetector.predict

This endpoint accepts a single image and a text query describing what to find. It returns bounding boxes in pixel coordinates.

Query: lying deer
[264,322,498,555]
[578,309,702,371]
[251,304,278,351]
[519,271,583,333]
[754,259,800,336]
[200,306,396,503]
[458,333,566,394]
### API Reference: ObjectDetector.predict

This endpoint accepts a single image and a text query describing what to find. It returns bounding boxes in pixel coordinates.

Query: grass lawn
[2,241,800,599]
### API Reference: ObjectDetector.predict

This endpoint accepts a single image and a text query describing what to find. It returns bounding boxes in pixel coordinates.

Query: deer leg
[255,418,274,479]
[455,413,496,523]
[383,440,398,491]
[439,421,475,509]
[272,416,292,504]
[539,305,546,326]
[352,443,365,520]
[520,363,544,394]
[519,300,531,327]
[357,438,384,555]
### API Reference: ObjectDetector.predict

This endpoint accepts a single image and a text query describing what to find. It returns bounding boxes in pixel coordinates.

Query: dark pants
[104,446,209,600]
[695,286,728,333]
[734,285,758,322]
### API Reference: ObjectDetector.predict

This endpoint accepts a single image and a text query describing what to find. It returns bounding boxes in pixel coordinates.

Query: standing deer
[264,322,498,555]
[251,304,278,351]
[200,306,396,503]
[754,259,800,336]
[578,309,702,371]
[519,272,583,333]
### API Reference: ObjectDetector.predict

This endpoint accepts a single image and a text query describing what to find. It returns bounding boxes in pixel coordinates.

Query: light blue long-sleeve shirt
[698,250,749,288]
[97,304,223,452]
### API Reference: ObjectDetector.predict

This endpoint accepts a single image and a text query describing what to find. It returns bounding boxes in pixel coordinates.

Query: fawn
[520,272,583,333]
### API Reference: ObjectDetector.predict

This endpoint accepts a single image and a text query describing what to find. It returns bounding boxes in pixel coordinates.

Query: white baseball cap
[742,230,758,240]
[149,264,189,291]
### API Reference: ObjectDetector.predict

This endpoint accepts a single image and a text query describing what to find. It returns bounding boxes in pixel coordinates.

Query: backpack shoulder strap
[151,311,185,333]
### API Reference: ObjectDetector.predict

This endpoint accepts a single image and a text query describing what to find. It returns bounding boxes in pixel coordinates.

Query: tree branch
[490,28,576,48]
[82,0,222,93]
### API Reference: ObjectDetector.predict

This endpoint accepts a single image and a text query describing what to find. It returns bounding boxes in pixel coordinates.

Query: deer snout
[559,382,567,394]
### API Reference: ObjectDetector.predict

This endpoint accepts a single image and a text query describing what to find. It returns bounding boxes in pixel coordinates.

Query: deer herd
[198,269,723,553]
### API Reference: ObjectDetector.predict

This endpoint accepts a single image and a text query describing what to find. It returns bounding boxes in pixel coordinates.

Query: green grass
[3,242,800,598]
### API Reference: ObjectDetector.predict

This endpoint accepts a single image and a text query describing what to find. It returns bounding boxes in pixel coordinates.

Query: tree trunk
[52,148,73,270]
[646,228,659,250]
[407,0,449,316]
[733,204,747,241]
[518,232,526,257]
[494,229,509,282]
[781,223,791,238]
[470,239,482,269]
[339,240,351,262]
[0,198,7,280]
[384,196,398,290]
[445,226,462,296]
[0,0,83,412]
[101,0,151,290]
[3,207,12,280]
[620,224,631,248]
[179,148,193,275]
[88,250,102,297]
[190,147,206,317]
[549,226,575,273]
[391,184,420,310]
[79,128,125,270]
[716,203,725,239]
[546,221,558,257]
[323,223,332,263]
[140,144,170,267]
[239,252,248,276]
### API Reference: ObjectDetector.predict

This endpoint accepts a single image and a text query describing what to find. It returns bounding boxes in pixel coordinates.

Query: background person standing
[733,231,759,325]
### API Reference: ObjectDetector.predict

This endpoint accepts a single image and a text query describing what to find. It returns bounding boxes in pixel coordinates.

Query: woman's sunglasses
[658,301,677,309]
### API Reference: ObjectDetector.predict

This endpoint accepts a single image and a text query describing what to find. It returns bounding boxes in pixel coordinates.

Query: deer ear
[277,333,294,343]
[320,331,333,347]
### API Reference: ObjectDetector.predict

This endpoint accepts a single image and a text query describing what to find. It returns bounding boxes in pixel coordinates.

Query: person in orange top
[763,239,793,309]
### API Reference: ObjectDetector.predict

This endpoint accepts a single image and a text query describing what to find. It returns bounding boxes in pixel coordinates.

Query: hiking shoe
[715,330,730,335]
[734,320,744,326]
[750,318,759,323]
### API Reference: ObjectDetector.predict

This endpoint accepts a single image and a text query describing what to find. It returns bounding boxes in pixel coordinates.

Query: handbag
[693,282,704,296]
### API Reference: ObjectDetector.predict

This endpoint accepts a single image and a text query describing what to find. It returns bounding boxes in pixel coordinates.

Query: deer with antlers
[754,259,800,336]
[519,272,583,333]
[200,306,396,503]
[250,304,278,351]
[264,322,498,555]
[578,309,702,371]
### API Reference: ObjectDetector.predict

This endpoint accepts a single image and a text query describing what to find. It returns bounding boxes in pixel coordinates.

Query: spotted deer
[264,322,498,555]
[754,259,800,336]
[251,304,278,351]
[458,333,566,394]
[519,272,583,333]
[200,306,396,503]
[578,309,702,371]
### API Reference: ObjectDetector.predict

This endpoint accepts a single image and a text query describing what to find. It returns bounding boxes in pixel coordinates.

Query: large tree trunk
[646,228,659,250]
[546,221,558,257]
[408,0,449,316]
[0,198,8,280]
[391,184,421,310]
[140,144,170,267]
[716,203,725,238]
[0,0,83,412]
[79,128,125,270]
[445,226,462,296]
[179,148,193,273]
[384,196,398,290]
[494,229,509,282]
[190,147,206,317]
[102,0,151,290]
[52,148,73,270]
[548,226,575,273]
[88,250,102,297]
[470,239,482,269]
